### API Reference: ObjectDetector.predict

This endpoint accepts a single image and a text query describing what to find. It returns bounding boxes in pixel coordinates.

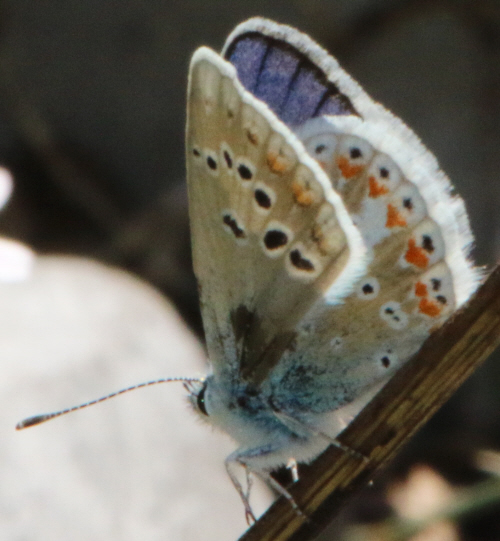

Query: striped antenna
[16,377,202,430]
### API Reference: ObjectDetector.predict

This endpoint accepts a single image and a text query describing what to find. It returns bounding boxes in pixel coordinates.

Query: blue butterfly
[185,17,478,519]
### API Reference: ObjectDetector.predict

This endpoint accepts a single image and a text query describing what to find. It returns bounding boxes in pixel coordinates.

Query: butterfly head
[185,378,210,417]
[186,374,297,452]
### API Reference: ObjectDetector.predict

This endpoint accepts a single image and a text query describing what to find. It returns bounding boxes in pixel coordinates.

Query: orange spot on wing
[419,298,442,317]
[368,176,389,198]
[386,204,407,228]
[291,181,314,206]
[267,151,290,174]
[414,281,428,297]
[405,238,429,268]
[336,156,363,179]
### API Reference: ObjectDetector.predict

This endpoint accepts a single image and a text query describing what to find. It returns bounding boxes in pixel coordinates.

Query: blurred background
[1,1,499,540]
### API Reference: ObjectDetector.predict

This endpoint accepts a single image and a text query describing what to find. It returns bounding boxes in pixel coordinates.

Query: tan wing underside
[186,52,364,385]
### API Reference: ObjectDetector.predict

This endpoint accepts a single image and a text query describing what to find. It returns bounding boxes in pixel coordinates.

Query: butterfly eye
[196,383,209,416]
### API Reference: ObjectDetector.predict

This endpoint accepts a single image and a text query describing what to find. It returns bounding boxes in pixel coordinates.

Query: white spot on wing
[379,301,408,330]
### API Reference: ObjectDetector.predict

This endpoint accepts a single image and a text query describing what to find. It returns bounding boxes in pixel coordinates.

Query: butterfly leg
[256,470,307,520]
[244,466,254,508]
[225,444,307,523]
[225,454,257,524]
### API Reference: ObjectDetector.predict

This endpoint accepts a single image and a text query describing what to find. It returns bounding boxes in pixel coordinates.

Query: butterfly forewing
[186,48,366,384]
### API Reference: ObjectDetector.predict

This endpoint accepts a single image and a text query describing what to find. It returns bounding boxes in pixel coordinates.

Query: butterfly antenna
[16,377,203,430]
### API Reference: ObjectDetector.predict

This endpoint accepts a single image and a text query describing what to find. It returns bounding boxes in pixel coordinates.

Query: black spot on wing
[223,150,233,168]
[422,235,435,253]
[264,229,288,250]
[403,197,413,210]
[349,147,362,159]
[362,283,374,294]
[237,163,253,180]
[290,249,315,271]
[206,155,217,170]
[431,278,442,291]
[223,213,246,238]
[254,189,272,209]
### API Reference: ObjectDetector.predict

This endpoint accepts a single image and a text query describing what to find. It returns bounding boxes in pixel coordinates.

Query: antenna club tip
[16,414,50,430]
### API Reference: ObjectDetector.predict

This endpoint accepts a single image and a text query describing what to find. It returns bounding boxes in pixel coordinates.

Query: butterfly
[15,16,479,523]
[184,17,479,519]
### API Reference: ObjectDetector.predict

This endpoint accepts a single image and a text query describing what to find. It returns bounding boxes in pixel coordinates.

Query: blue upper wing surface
[224,32,358,127]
